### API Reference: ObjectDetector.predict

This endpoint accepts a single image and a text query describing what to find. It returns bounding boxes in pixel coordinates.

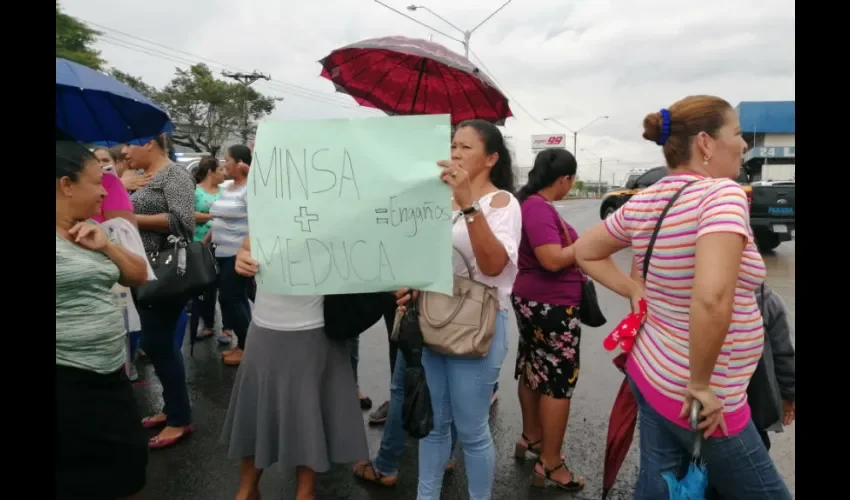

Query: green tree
[573,180,586,193]
[158,64,277,155]
[55,2,105,70]
[109,69,159,101]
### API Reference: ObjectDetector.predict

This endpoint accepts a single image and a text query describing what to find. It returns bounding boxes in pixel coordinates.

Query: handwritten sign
[248,114,454,296]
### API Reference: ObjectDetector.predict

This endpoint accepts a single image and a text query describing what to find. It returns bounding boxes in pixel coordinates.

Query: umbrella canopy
[56,58,174,146]
[319,35,513,125]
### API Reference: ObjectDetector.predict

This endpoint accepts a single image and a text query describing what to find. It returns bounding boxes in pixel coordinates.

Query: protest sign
[248,114,453,296]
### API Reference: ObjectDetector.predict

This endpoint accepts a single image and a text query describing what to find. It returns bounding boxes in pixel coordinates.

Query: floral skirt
[512,295,582,399]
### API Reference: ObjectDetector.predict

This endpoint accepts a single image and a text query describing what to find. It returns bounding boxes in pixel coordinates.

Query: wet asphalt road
[135,199,795,500]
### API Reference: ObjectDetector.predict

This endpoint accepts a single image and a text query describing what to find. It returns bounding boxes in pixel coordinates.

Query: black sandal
[513,433,542,458]
[531,459,584,491]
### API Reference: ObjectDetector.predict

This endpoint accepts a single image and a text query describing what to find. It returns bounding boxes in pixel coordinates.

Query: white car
[174,152,227,179]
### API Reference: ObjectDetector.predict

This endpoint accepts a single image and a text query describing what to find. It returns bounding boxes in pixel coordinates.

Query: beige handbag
[418,248,499,358]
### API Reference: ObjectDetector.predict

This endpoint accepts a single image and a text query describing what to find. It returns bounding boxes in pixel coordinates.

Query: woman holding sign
[395,120,521,500]
[220,236,369,500]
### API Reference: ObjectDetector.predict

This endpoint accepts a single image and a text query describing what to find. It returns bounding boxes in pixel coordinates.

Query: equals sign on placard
[375,208,389,224]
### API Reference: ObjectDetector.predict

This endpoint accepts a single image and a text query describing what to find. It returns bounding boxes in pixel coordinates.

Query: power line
[468,47,556,132]
[96,36,364,110]
[88,21,355,105]
[86,21,367,110]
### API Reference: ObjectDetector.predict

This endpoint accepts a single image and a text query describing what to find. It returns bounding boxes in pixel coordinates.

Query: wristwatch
[461,201,481,222]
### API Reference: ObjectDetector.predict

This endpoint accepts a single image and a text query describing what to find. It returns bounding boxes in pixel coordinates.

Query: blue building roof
[735,101,795,134]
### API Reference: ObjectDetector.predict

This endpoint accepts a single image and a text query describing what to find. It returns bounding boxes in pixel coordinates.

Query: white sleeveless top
[451,190,522,311]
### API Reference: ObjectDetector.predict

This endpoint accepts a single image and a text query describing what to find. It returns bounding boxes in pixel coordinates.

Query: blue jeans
[136,299,192,426]
[418,311,508,500]
[372,315,504,479]
[629,378,791,500]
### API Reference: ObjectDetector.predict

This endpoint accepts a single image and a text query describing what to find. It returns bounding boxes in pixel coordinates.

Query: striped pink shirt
[605,174,766,437]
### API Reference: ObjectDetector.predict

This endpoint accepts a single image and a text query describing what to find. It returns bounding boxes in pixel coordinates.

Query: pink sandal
[149,425,194,449]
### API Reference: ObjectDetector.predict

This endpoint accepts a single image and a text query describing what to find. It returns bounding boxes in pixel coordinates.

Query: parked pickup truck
[745,179,795,252]
[599,167,795,252]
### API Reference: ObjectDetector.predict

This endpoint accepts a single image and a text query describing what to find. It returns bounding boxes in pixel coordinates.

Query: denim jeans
[136,299,192,426]
[418,311,508,500]
[217,256,252,350]
[383,298,398,376]
[628,377,791,500]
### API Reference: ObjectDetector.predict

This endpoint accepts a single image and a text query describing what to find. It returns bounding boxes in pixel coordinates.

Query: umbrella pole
[409,59,428,113]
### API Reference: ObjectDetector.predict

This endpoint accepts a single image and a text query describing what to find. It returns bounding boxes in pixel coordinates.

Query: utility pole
[543,115,608,161]
[222,70,272,144]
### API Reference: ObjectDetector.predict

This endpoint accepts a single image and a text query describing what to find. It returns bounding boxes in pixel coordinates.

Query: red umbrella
[319,35,513,125]
[602,355,638,499]
[601,299,646,499]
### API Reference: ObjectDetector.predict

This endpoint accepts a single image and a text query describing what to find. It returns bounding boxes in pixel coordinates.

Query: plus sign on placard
[293,206,320,232]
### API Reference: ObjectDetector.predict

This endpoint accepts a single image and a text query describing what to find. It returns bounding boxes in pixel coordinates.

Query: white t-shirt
[451,190,522,311]
[252,291,324,331]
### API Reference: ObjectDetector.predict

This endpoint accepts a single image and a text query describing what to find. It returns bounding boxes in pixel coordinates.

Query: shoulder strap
[642,180,698,282]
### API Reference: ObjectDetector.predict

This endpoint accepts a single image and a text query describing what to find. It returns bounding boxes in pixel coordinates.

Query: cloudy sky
[64,0,795,184]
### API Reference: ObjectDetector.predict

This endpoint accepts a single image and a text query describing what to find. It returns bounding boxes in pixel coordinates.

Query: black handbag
[323,292,392,341]
[558,218,607,327]
[135,222,218,305]
[398,301,434,439]
[578,278,606,327]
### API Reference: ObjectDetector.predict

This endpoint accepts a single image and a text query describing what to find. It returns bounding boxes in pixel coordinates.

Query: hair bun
[642,112,663,144]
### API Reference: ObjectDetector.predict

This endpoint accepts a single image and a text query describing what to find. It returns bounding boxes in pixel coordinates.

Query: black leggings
[217,256,252,350]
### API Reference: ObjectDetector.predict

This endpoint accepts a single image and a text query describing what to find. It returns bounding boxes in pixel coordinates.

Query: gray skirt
[220,322,368,472]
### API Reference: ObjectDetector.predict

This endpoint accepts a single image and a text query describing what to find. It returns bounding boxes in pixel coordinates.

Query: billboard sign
[531,134,567,151]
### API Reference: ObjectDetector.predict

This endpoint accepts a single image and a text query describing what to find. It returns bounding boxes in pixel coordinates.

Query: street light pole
[373,1,512,59]
[543,115,609,161]
[598,157,603,198]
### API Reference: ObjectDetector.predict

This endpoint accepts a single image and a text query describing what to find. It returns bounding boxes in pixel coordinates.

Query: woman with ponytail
[511,148,585,492]
[193,156,226,242]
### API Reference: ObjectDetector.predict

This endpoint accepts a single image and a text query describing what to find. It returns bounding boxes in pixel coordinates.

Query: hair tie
[657,108,671,146]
